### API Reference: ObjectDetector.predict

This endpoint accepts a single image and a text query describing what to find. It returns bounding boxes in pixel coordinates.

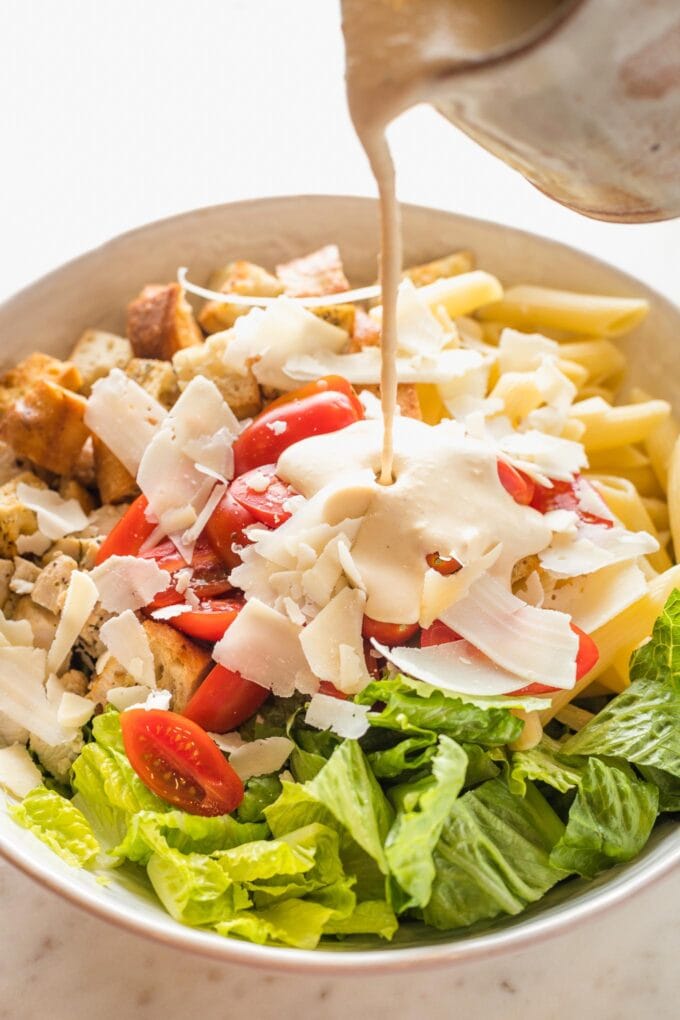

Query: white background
[0,2,678,1017]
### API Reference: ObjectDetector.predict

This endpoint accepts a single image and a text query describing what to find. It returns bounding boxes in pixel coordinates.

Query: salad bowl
[0,195,678,972]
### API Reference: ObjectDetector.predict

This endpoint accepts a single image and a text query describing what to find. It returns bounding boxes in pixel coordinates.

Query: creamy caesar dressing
[277,417,552,624]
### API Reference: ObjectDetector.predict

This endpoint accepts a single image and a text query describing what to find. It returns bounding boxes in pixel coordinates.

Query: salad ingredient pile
[0,244,677,949]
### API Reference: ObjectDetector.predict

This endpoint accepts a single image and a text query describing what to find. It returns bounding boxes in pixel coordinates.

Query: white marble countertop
[0,2,678,1015]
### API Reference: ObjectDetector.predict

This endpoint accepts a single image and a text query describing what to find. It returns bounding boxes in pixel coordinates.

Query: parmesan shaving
[100,611,156,689]
[57,691,95,729]
[47,571,99,676]
[419,543,502,628]
[85,369,167,476]
[16,483,88,541]
[0,647,67,746]
[539,524,659,576]
[0,744,43,799]
[226,736,294,781]
[90,555,170,614]
[544,560,648,633]
[305,693,370,739]
[106,685,151,711]
[373,639,527,697]
[300,587,370,694]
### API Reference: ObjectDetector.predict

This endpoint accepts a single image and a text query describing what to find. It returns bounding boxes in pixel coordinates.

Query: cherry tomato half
[265,376,364,419]
[142,539,233,611]
[232,390,362,475]
[531,476,613,528]
[426,552,463,576]
[169,598,243,643]
[497,461,536,506]
[318,681,349,701]
[511,624,600,695]
[204,491,256,570]
[120,709,244,816]
[362,616,420,646]
[95,495,156,565]
[229,464,297,528]
[420,620,462,648]
[183,664,269,733]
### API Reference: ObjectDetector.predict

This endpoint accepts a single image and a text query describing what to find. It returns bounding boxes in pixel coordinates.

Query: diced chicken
[75,603,112,668]
[60,669,89,697]
[125,358,180,409]
[276,245,349,298]
[10,596,58,650]
[0,353,82,416]
[31,555,78,615]
[403,250,475,287]
[0,559,14,606]
[69,330,133,396]
[198,261,283,333]
[87,656,136,706]
[127,283,202,361]
[0,381,89,475]
[0,472,44,557]
[173,332,262,419]
[10,557,41,595]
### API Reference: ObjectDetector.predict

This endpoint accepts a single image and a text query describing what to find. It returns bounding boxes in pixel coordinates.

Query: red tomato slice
[204,491,256,570]
[183,664,269,733]
[420,620,462,647]
[95,495,156,565]
[229,464,297,528]
[232,390,362,475]
[362,616,419,645]
[531,476,614,528]
[426,552,463,576]
[318,681,349,700]
[169,598,243,643]
[265,376,364,419]
[497,461,536,506]
[142,540,233,611]
[120,709,244,815]
[511,624,600,695]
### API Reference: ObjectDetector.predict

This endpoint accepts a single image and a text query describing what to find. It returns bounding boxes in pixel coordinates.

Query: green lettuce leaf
[236,776,282,823]
[385,736,468,911]
[367,733,438,780]
[637,765,680,812]
[10,787,100,869]
[462,743,503,788]
[550,759,659,878]
[290,746,327,783]
[147,850,250,926]
[509,735,584,796]
[355,676,523,746]
[115,809,267,866]
[424,778,566,930]
[323,899,398,939]
[215,900,336,950]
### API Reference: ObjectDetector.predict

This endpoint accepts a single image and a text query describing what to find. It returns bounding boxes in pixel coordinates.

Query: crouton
[127,283,202,361]
[10,556,41,595]
[198,261,283,334]
[10,596,58,649]
[0,472,44,557]
[314,304,356,334]
[87,657,135,705]
[58,479,95,515]
[93,437,139,504]
[69,330,133,395]
[403,250,475,288]
[362,384,423,421]
[125,358,180,409]
[31,554,78,615]
[348,308,381,352]
[0,353,82,416]
[60,669,89,697]
[142,619,212,711]
[276,245,349,297]
[0,559,13,606]
[0,381,89,475]
[173,332,262,419]
[72,437,97,489]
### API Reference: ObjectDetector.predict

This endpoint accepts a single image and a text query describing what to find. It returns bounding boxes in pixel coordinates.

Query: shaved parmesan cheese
[267,420,287,436]
[539,524,658,577]
[85,369,167,475]
[300,533,347,607]
[497,430,587,483]
[337,537,366,591]
[246,471,272,493]
[223,298,348,391]
[0,744,43,799]
[285,347,488,387]
[374,639,527,696]
[305,693,370,739]
[543,510,579,534]
[214,598,317,697]
[182,483,227,547]
[498,330,559,372]
[47,571,99,675]
[209,731,244,754]
[441,574,579,688]
[419,544,502,628]
[90,555,170,613]
[516,570,545,608]
[0,612,33,648]
[227,736,294,781]
[150,604,192,621]
[0,647,67,746]
[57,692,95,729]
[125,688,172,712]
[100,610,156,689]
[16,483,88,541]
[106,685,150,711]
[300,587,370,694]
[369,279,449,356]
[544,560,648,633]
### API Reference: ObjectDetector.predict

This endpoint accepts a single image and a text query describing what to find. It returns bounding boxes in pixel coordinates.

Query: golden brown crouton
[0,353,82,416]
[142,620,212,712]
[314,304,356,334]
[276,245,349,297]
[125,358,180,409]
[0,471,44,557]
[403,250,475,287]
[92,437,139,505]
[58,479,95,515]
[0,381,89,475]
[348,308,381,352]
[363,384,423,421]
[127,283,202,361]
[0,559,13,605]
[198,261,284,334]
[172,333,262,420]
[69,330,133,395]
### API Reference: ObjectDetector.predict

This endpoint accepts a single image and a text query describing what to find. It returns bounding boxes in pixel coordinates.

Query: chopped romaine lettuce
[509,735,584,796]
[11,787,100,868]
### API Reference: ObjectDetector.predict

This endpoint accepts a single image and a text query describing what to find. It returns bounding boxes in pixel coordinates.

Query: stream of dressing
[341,0,566,483]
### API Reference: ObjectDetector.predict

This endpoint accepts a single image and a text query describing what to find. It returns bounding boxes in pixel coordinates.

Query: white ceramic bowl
[0,196,678,972]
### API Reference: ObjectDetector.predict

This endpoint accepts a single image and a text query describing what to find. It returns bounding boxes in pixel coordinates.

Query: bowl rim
[0,194,678,973]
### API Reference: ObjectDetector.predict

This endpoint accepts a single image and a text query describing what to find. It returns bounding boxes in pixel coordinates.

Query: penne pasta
[588,445,650,471]
[558,338,627,385]
[642,496,670,532]
[477,284,649,337]
[666,433,680,560]
[630,386,680,492]
[417,270,504,319]
[556,358,589,388]
[588,474,672,572]
[570,396,671,452]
